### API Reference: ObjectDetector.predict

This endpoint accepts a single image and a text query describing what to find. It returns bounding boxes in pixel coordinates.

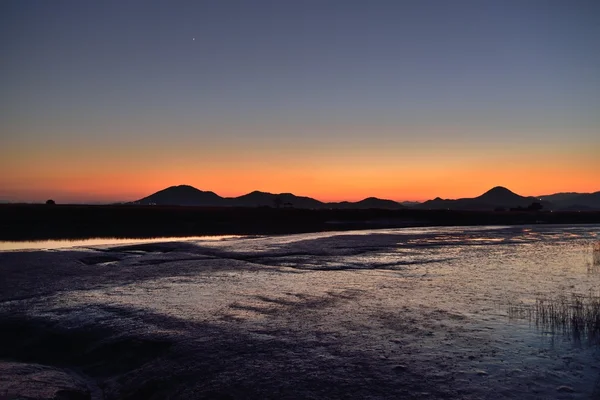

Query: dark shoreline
[1,204,599,241]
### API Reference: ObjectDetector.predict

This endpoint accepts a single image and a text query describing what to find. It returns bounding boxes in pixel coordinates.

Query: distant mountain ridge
[139,185,223,206]
[419,186,549,210]
[419,186,599,211]
[537,192,582,204]
[552,192,600,210]
[229,190,325,209]
[134,185,405,209]
[132,185,600,210]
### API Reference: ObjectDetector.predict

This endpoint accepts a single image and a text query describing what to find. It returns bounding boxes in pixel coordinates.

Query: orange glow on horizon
[2,125,598,203]
[2,161,598,204]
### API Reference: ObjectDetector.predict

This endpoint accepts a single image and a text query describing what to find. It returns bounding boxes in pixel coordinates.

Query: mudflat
[1,226,600,399]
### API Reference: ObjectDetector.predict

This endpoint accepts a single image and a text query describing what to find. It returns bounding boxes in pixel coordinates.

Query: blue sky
[1,0,599,202]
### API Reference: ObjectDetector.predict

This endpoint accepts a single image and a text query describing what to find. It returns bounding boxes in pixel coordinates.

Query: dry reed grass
[509,291,600,344]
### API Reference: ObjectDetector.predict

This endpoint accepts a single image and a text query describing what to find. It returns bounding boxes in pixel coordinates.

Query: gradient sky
[1,0,599,203]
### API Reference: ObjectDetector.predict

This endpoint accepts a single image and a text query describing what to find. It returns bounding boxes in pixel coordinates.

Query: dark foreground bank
[2,204,600,241]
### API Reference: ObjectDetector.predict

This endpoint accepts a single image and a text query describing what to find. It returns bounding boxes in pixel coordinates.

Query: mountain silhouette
[554,191,600,210]
[334,197,405,210]
[230,191,325,208]
[133,186,404,209]
[135,185,224,206]
[537,192,583,204]
[420,186,549,210]
[476,186,548,208]
[400,201,421,207]
[133,185,599,210]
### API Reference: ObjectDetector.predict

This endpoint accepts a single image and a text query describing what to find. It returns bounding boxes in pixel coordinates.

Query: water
[1,224,599,399]
[0,235,242,252]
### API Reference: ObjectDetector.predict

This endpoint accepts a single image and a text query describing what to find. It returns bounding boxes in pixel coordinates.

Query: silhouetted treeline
[1,204,600,241]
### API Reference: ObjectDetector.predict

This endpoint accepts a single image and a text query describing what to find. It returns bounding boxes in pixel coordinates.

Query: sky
[1,0,599,203]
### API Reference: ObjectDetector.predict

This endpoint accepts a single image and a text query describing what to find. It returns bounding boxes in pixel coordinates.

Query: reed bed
[509,292,600,345]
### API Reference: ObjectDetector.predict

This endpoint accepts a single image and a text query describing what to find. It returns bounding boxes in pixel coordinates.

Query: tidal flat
[1,225,600,399]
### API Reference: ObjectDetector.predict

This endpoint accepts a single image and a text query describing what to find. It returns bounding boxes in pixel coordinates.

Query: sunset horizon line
[2,183,598,205]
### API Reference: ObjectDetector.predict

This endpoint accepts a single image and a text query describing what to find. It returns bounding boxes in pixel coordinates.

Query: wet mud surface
[1,225,600,399]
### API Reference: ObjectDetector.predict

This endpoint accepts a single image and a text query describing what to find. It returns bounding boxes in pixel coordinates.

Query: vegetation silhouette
[1,204,599,241]
[509,292,600,346]
[510,202,543,212]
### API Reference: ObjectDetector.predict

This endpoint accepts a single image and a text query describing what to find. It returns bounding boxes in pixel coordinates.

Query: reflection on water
[0,235,242,251]
[2,224,600,398]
